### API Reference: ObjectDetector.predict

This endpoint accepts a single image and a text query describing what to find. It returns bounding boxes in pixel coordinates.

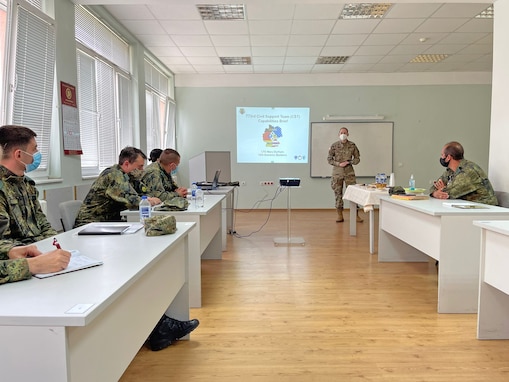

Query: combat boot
[356,210,363,223]
[336,208,344,222]
[147,315,200,351]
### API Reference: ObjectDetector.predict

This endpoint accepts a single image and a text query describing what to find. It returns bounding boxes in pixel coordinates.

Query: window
[145,59,175,152]
[75,5,131,176]
[3,0,55,176]
[0,2,7,121]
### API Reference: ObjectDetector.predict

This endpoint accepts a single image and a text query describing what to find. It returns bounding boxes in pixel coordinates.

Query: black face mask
[439,157,450,168]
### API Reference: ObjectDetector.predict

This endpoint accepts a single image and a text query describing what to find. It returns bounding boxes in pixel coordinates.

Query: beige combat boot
[336,208,344,222]
[356,209,363,223]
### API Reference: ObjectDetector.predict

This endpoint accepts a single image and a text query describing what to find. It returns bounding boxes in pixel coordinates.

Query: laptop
[197,169,227,190]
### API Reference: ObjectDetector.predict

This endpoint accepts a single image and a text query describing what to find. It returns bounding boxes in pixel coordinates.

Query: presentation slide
[236,107,310,164]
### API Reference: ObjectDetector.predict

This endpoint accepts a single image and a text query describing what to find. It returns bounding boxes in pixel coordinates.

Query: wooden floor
[120,209,509,382]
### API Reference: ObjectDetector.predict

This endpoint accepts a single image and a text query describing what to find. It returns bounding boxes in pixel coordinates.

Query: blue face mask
[22,151,42,172]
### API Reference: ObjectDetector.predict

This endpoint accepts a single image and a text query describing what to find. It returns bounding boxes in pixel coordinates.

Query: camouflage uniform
[141,162,181,202]
[74,164,142,227]
[0,165,57,284]
[429,158,497,205]
[0,166,57,255]
[0,256,31,284]
[327,140,361,209]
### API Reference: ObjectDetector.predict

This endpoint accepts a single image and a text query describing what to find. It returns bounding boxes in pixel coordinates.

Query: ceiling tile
[204,20,249,35]
[210,35,250,46]
[159,20,207,35]
[291,20,337,35]
[102,1,494,76]
[249,20,292,35]
[104,5,154,20]
[119,20,166,35]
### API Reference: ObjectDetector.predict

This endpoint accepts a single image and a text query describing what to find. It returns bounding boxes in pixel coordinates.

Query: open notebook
[34,250,103,279]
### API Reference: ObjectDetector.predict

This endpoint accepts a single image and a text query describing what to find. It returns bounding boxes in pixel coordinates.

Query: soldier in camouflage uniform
[148,148,163,165]
[73,146,198,350]
[0,125,71,283]
[430,141,497,205]
[141,148,188,201]
[74,147,161,227]
[327,127,363,223]
[1,243,71,284]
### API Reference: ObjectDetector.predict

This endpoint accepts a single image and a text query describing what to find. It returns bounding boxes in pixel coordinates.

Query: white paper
[34,250,103,279]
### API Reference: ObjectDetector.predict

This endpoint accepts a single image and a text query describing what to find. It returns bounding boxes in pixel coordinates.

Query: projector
[279,178,301,187]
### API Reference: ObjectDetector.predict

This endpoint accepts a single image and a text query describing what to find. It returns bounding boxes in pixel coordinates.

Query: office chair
[59,200,83,231]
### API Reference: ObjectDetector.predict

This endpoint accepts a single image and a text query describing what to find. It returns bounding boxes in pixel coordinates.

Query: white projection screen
[236,107,310,164]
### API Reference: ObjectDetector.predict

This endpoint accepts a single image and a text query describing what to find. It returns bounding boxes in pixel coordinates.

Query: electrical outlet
[240,181,246,186]
[259,181,274,186]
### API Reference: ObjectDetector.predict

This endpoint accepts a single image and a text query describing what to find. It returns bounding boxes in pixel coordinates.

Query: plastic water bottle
[191,182,197,203]
[195,187,204,208]
[409,174,416,190]
[139,195,151,223]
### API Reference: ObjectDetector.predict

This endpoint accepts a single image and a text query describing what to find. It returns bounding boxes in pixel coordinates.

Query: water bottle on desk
[409,174,416,191]
[195,187,204,208]
[191,182,197,204]
[139,195,151,223]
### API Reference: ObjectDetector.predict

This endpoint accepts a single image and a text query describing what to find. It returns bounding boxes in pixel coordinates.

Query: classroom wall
[489,0,509,192]
[35,0,497,213]
[175,84,492,209]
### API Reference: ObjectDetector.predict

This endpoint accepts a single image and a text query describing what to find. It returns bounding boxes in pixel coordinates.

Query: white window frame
[145,58,175,152]
[3,0,56,178]
[75,5,132,177]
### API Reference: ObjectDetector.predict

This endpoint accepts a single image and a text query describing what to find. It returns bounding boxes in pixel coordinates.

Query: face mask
[20,150,42,172]
[130,169,143,179]
[339,134,348,141]
[439,157,450,168]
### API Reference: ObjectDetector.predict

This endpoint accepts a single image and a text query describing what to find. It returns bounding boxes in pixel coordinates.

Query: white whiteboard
[310,122,393,178]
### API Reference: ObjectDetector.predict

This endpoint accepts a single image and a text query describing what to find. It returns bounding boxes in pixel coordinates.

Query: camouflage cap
[389,186,406,195]
[153,197,189,211]
[144,215,177,236]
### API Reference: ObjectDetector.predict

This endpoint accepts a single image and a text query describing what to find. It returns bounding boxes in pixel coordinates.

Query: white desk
[203,185,236,244]
[343,184,388,254]
[0,222,194,382]
[474,220,509,339]
[379,196,509,313]
[122,194,225,308]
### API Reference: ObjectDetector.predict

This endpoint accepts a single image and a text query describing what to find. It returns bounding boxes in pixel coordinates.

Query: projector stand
[273,186,305,246]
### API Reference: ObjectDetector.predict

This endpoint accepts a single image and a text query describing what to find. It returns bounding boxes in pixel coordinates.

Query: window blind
[11,2,55,172]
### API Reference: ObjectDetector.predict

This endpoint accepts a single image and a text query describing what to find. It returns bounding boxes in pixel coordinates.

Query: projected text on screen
[236,107,310,164]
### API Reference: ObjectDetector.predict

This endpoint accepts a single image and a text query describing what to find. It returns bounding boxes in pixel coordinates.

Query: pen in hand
[53,238,61,249]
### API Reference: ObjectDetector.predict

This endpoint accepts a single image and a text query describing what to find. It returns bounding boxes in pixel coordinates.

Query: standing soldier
[327,127,363,223]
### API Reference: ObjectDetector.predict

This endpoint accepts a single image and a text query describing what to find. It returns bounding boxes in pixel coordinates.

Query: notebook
[78,223,144,235]
[34,250,103,278]
[196,169,227,190]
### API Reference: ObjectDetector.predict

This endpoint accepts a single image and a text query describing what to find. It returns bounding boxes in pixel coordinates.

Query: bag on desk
[144,215,177,236]
[153,197,189,211]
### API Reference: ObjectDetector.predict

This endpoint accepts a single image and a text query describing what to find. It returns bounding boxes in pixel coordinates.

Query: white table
[0,222,194,382]
[474,220,509,339]
[203,185,235,238]
[343,184,388,254]
[121,194,225,308]
[378,196,509,313]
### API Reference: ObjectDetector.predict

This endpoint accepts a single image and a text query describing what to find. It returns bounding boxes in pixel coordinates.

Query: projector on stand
[279,178,301,187]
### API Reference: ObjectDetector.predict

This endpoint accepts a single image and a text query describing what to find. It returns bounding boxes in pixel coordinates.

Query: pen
[53,238,61,249]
